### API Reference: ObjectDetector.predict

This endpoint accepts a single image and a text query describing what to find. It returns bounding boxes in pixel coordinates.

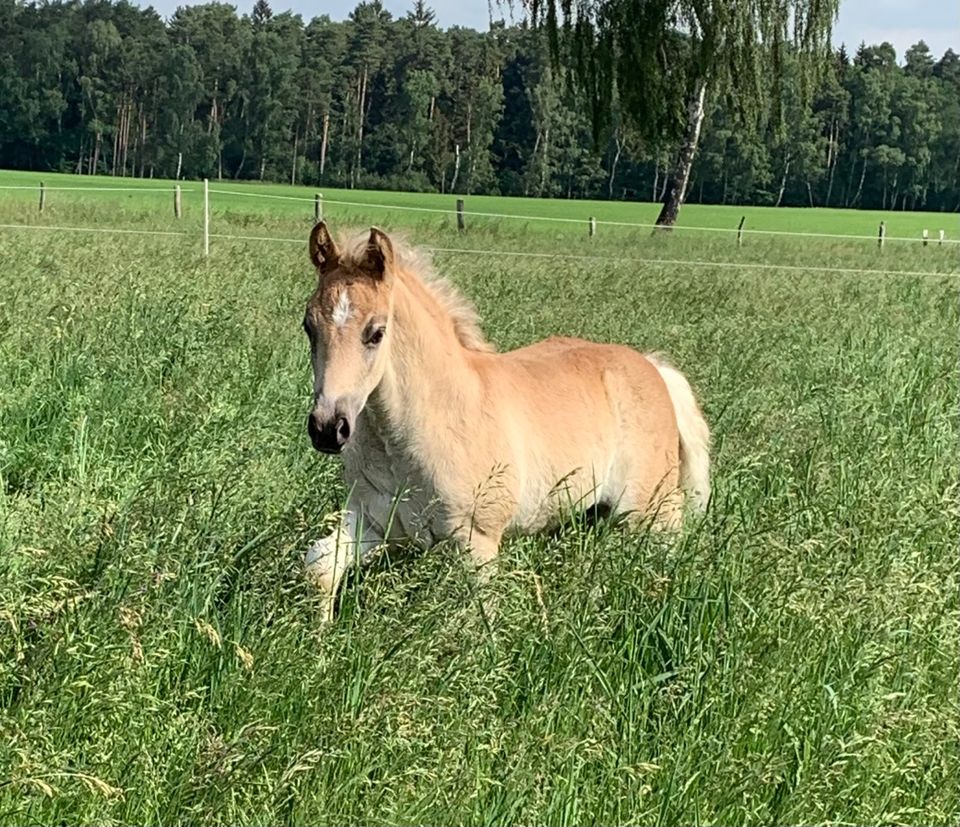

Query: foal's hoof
[304,537,333,571]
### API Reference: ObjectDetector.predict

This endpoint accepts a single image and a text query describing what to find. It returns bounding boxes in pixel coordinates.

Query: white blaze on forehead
[332,289,352,328]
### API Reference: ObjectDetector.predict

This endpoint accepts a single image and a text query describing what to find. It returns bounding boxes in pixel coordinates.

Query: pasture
[0,173,957,825]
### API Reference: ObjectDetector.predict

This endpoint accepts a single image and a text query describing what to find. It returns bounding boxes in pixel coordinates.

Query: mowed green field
[3,167,959,243]
[0,171,958,825]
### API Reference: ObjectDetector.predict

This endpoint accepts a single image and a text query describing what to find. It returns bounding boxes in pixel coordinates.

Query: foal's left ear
[359,227,395,281]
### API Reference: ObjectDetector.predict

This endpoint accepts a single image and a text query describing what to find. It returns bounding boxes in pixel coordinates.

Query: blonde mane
[338,232,494,353]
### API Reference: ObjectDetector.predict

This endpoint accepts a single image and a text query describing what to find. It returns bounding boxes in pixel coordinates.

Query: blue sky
[147,0,958,62]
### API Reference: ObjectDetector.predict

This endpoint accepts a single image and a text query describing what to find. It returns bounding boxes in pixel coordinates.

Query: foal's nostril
[307,413,321,440]
[307,408,350,454]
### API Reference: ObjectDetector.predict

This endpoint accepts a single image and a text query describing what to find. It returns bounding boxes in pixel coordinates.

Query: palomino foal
[302,222,710,619]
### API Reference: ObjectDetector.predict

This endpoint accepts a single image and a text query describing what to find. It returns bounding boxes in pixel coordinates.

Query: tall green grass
[0,190,957,825]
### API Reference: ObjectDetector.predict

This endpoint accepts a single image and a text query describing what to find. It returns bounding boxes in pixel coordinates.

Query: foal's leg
[615,469,683,532]
[305,510,382,621]
[450,526,504,625]
[462,529,501,584]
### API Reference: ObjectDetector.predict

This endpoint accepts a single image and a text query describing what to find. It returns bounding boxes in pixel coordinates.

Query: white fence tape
[1,182,957,278]
[208,187,959,245]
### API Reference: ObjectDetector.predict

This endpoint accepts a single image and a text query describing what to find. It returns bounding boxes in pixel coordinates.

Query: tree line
[1,0,958,213]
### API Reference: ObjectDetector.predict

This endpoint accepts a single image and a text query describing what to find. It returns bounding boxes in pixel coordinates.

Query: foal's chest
[342,415,444,547]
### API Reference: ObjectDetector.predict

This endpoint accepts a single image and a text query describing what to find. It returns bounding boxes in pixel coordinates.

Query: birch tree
[526,0,840,224]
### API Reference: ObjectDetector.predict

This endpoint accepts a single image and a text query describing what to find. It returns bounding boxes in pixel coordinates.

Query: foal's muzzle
[308,410,352,454]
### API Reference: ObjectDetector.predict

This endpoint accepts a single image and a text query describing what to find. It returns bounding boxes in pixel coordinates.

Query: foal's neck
[371,270,479,436]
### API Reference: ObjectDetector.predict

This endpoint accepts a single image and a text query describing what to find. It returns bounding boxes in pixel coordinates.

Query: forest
[1,0,958,212]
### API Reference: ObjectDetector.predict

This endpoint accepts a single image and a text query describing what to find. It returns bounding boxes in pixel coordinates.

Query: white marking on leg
[332,290,352,328]
[304,509,384,581]
[305,507,386,622]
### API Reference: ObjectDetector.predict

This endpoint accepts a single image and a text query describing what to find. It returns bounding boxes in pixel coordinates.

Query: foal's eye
[365,327,385,347]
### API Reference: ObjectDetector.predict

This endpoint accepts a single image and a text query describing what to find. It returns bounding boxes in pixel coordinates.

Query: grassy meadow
[0,172,958,825]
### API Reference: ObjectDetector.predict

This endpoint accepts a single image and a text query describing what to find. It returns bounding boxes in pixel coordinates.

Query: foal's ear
[359,227,395,280]
[309,221,339,275]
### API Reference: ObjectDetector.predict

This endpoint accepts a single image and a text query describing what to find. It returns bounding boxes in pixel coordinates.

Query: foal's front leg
[461,530,501,584]
[449,524,504,625]
[305,509,382,621]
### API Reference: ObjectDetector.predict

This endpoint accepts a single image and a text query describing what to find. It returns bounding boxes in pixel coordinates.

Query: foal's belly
[508,463,611,535]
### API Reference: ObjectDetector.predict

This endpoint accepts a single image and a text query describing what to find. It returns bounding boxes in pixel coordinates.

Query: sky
[147,0,959,62]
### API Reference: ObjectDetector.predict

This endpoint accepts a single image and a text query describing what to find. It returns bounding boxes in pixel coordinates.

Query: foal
[302,222,710,619]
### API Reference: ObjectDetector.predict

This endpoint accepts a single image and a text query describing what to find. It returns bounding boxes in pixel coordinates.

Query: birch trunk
[139,107,147,178]
[607,131,622,199]
[775,157,791,207]
[655,76,707,227]
[538,124,550,196]
[526,130,542,197]
[291,127,299,185]
[122,100,132,176]
[825,126,837,207]
[320,112,330,179]
[111,105,120,175]
[354,67,368,188]
[450,143,461,192]
[91,131,102,175]
[851,157,867,207]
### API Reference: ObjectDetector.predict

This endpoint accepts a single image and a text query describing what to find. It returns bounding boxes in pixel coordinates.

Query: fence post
[456,198,465,233]
[878,221,885,250]
[203,178,210,257]
[737,216,746,247]
[174,184,182,219]
[315,193,322,222]
[922,229,929,247]
[939,230,945,247]
[38,182,45,213]
[589,216,596,238]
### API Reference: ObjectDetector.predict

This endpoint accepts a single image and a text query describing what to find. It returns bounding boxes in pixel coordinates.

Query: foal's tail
[647,354,711,513]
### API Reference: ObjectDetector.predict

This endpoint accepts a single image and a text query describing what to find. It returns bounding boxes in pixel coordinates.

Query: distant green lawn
[0,167,957,825]
[2,167,958,242]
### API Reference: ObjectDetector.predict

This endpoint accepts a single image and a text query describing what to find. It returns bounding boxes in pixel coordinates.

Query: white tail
[648,354,711,512]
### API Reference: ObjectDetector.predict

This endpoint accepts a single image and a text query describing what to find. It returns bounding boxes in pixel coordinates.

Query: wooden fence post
[589,216,596,238]
[456,198,465,233]
[38,182,45,213]
[939,230,945,247]
[878,221,885,250]
[922,229,929,247]
[314,193,322,222]
[174,184,182,219]
[737,216,746,247]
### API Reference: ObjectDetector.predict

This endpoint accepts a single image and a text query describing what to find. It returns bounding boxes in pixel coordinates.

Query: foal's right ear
[309,221,339,275]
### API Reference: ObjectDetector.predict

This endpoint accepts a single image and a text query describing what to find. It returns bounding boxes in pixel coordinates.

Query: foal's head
[303,222,396,454]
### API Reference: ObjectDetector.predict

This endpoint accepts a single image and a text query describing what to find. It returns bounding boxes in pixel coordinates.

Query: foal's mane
[339,232,494,353]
